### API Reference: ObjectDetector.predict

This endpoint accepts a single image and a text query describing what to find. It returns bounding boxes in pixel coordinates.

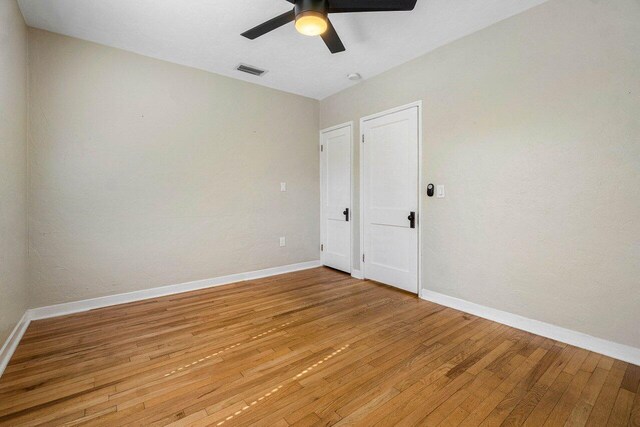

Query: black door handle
[408,211,415,228]
[343,208,349,222]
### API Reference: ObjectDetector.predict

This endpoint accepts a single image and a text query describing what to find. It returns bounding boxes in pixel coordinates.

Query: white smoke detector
[347,73,362,81]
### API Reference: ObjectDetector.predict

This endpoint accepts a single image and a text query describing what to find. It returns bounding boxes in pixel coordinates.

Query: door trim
[319,121,354,273]
[359,101,423,294]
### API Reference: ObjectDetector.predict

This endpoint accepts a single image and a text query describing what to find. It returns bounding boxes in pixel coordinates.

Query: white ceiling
[17,0,548,99]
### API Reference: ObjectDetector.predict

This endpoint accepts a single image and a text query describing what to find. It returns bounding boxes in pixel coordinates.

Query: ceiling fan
[241,0,418,54]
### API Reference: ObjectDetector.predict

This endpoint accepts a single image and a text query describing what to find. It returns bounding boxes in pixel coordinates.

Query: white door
[320,124,352,273]
[362,106,419,293]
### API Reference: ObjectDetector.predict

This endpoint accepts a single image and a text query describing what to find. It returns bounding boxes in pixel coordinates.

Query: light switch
[279,237,286,247]
[280,182,286,192]
[436,185,445,198]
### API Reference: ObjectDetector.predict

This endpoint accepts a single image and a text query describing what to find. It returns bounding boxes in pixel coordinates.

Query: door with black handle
[361,104,419,294]
[320,124,352,274]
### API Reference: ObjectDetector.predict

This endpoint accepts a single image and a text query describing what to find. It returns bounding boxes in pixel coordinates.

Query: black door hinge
[362,254,365,263]
[321,244,324,251]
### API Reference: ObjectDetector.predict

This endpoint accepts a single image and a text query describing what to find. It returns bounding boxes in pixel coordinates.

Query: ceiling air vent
[236,64,267,77]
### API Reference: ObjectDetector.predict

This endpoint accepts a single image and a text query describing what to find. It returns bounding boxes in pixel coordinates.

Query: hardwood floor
[0,267,638,426]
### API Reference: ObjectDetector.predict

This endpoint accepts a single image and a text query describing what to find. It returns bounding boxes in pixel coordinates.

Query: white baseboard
[28,260,322,321]
[420,289,640,366]
[0,312,31,378]
[351,269,364,279]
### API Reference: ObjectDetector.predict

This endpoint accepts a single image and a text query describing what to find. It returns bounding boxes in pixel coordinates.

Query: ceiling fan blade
[241,9,295,40]
[328,0,417,13]
[321,19,346,54]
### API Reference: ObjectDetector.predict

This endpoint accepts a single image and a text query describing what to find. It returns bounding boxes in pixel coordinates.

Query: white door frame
[320,121,354,273]
[359,101,423,294]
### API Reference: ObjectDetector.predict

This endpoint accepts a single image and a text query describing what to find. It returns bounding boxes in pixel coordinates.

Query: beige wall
[28,29,320,307]
[320,0,640,347]
[0,0,28,344]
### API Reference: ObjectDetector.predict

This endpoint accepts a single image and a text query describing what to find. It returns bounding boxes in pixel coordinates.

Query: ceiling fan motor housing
[295,0,328,18]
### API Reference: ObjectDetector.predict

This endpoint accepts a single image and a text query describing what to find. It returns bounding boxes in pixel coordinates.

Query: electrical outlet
[279,237,286,247]
[280,182,286,192]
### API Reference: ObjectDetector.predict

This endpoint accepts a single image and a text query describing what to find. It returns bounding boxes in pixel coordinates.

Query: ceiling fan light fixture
[295,11,328,36]
[241,0,417,54]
